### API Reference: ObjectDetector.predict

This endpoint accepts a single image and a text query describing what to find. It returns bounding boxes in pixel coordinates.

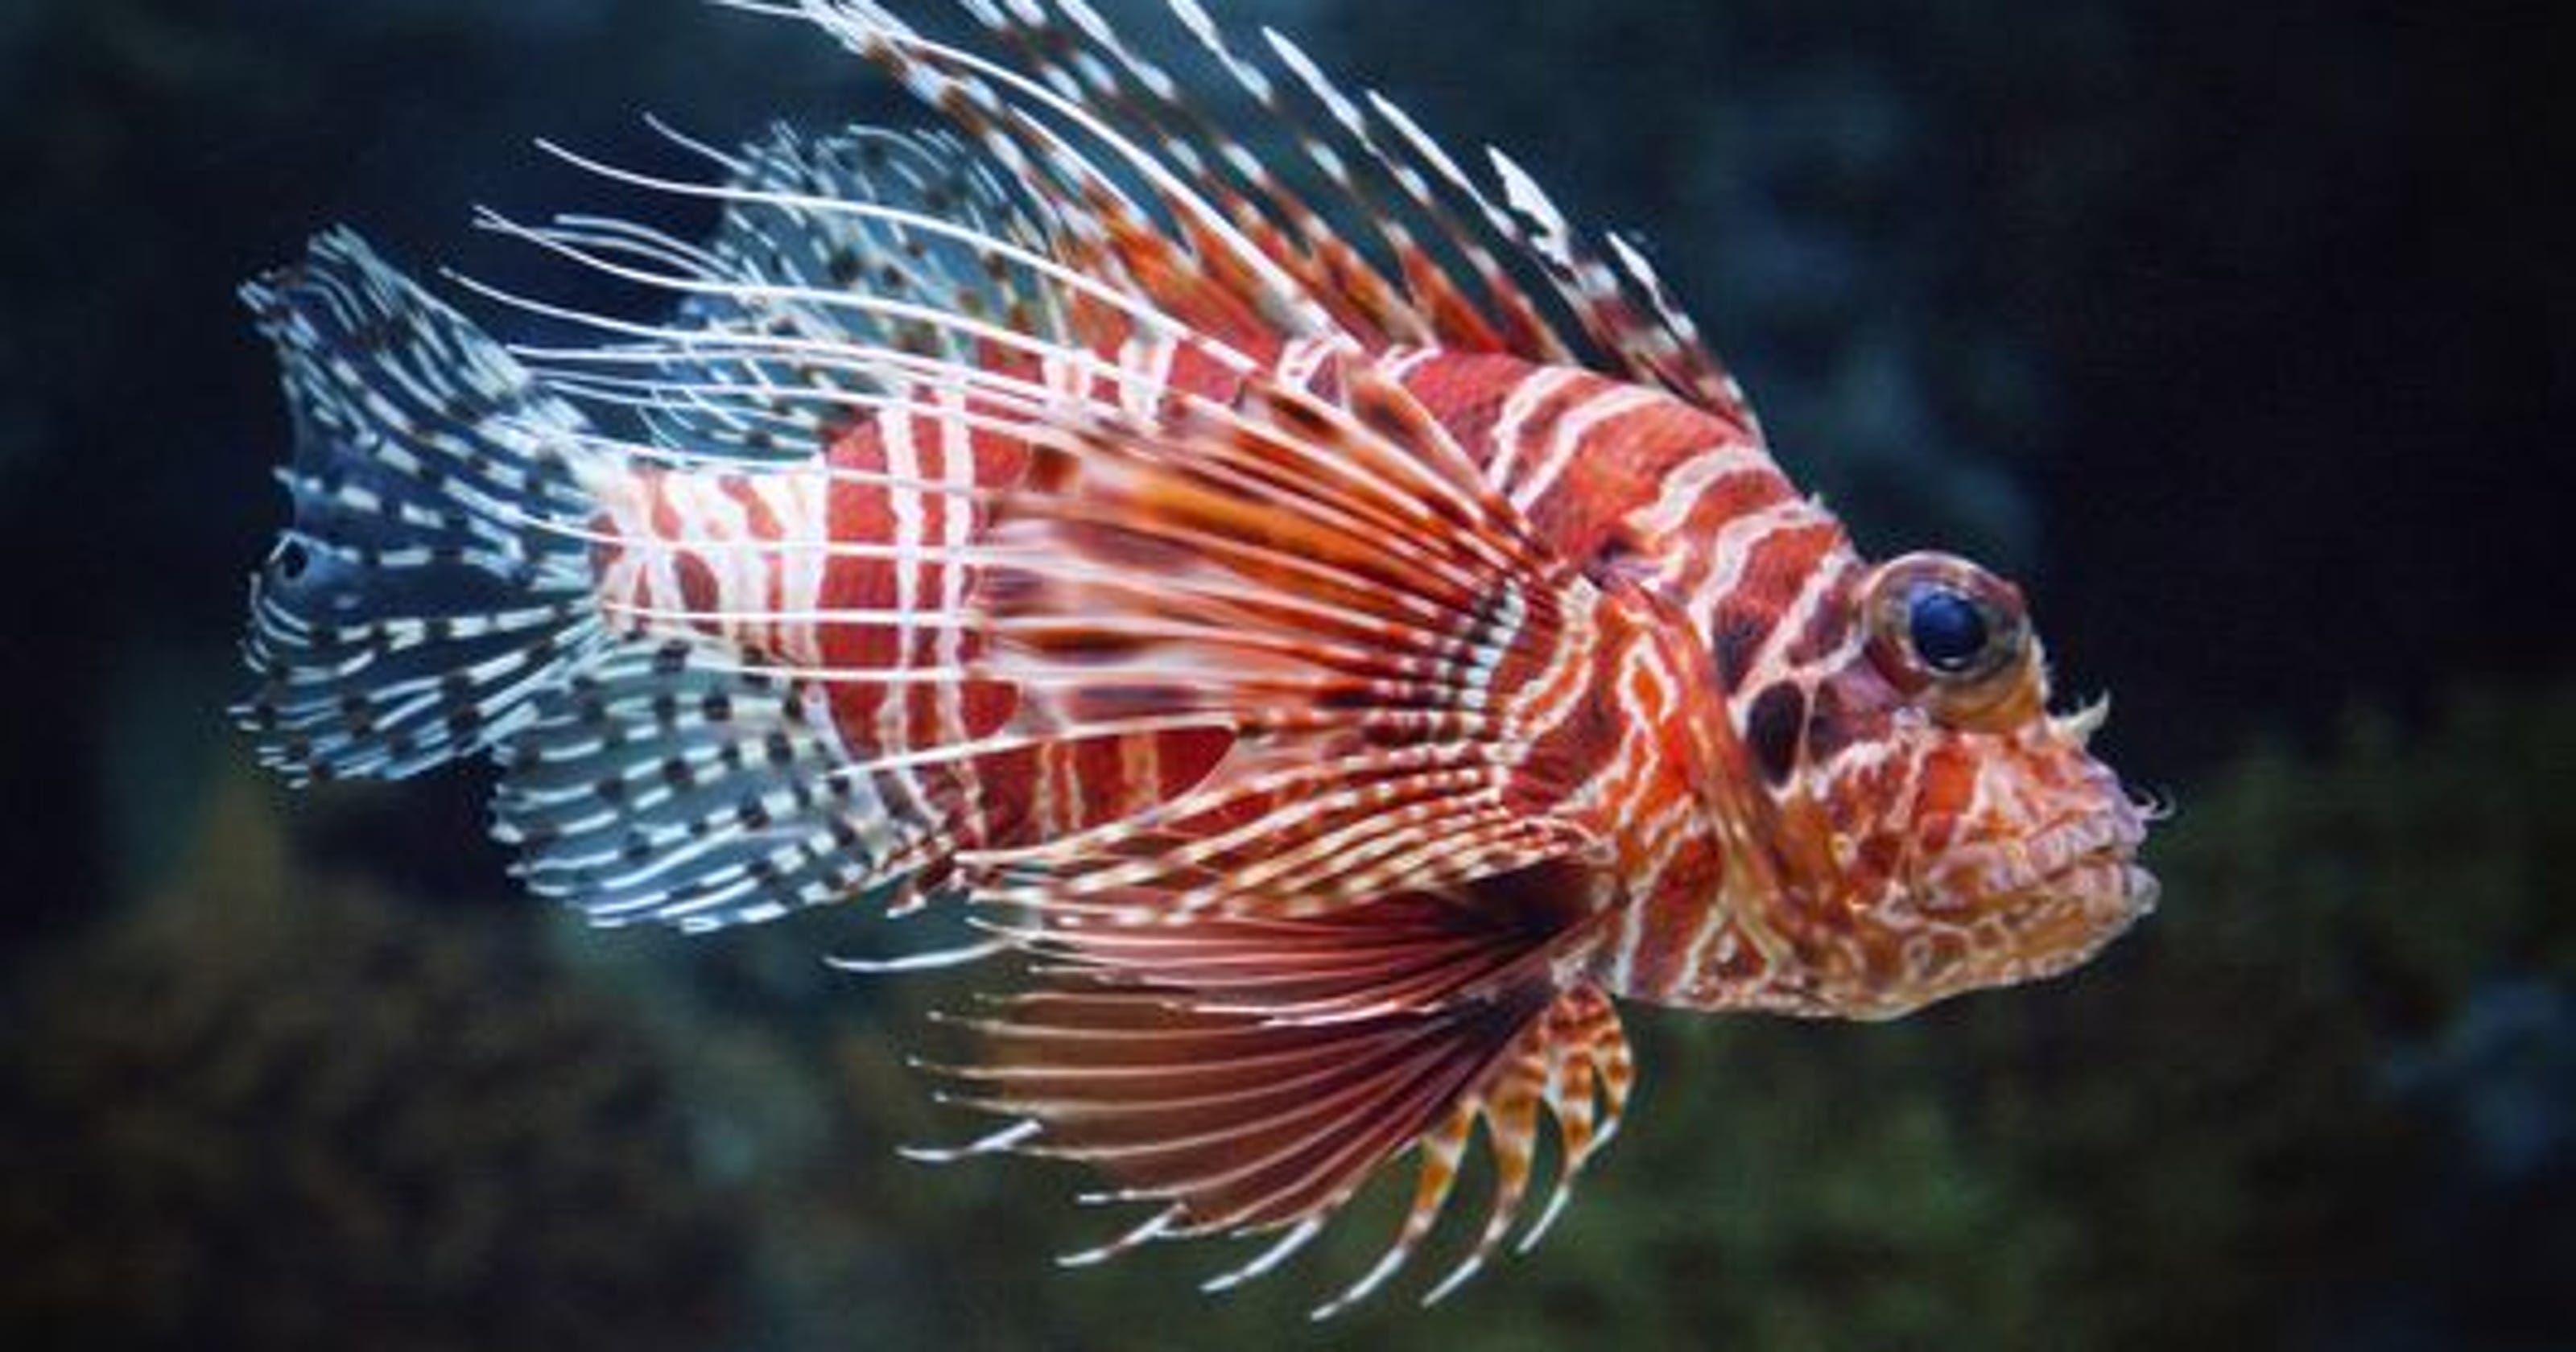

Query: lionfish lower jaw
[2121,864,2163,918]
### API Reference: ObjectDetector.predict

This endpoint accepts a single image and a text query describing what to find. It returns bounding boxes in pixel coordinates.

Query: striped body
[588,340,1857,1008]
[237,0,2150,1314]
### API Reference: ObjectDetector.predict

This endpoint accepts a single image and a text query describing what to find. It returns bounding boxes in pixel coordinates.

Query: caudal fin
[233,230,606,783]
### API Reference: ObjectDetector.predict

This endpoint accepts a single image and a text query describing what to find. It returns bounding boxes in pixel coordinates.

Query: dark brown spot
[1744,681,1807,787]
[1350,377,1425,445]
[1785,567,1859,664]
[1711,603,1771,690]
[1261,390,1337,447]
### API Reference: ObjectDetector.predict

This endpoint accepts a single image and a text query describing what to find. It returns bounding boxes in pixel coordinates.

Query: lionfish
[235,0,2154,1316]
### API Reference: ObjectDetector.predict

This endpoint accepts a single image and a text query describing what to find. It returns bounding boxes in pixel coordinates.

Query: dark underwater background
[1,1,2567,1348]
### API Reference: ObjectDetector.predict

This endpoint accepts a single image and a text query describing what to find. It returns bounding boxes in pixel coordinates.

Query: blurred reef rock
[0,778,749,1352]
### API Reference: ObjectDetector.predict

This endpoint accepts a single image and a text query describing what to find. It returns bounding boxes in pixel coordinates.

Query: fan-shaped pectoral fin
[910,896,1633,1317]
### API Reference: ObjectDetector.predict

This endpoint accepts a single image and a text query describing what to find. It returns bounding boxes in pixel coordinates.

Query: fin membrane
[523,122,1063,466]
[497,122,1071,468]
[235,229,605,783]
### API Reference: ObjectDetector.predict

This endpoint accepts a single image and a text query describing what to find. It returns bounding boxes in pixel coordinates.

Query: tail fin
[233,230,606,784]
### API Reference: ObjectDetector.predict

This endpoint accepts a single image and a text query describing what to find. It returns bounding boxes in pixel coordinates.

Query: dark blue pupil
[1907,587,1988,674]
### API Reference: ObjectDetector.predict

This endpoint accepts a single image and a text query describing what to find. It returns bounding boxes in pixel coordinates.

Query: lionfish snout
[1915,745,2157,988]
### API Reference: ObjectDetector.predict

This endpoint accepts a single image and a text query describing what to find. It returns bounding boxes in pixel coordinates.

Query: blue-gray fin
[234,229,607,785]
[518,122,1062,466]
[489,633,947,933]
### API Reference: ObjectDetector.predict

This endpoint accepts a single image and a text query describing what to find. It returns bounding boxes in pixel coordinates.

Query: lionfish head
[1760,551,2157,1016]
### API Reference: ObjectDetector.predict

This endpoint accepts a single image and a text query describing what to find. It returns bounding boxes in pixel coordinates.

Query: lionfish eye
[1861,551,2029,697]
[1905,584,1988,674]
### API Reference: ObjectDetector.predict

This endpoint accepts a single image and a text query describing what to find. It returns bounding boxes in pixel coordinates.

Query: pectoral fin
[964,363,1614,918]
[914,888,1632,1314]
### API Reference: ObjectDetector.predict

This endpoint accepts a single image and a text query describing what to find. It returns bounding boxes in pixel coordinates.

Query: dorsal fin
[638,123,1059,462]
[755,0,1756,426]
[490,122,1067,468]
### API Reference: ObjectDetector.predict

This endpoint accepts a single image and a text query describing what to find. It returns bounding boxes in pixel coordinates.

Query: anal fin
[490,633,946,932]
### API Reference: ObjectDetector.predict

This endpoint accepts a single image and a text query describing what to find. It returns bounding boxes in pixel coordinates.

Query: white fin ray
[733,0,1749,412]
[791,0,1340,340]
[563,123,1066,465]
[535,127,1254,370]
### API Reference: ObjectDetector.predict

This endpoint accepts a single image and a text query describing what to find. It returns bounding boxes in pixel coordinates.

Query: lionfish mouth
[2020,700,2162,923]
[1930,802,2158,930]
[2031,809,2154,904]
